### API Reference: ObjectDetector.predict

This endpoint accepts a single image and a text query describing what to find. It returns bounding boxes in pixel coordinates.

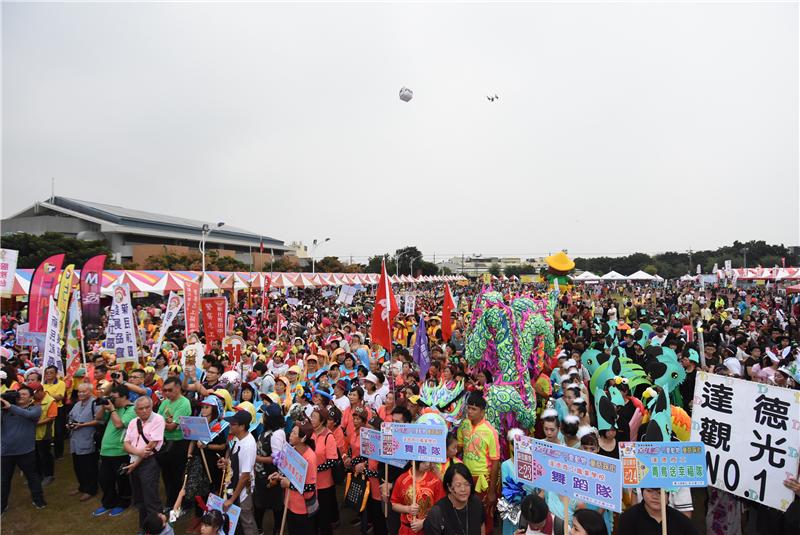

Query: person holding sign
[457,392,500,535]
[390,459,445,535]
[618,488,698,535]
[269,422,318,535]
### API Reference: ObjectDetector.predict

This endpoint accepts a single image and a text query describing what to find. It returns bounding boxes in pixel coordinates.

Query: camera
[67,418,78,430]
[110,372,121,380]
[1,390,19,405]
[96,396,113,406]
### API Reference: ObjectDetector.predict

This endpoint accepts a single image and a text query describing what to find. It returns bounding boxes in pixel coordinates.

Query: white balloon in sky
[399,87,413,102]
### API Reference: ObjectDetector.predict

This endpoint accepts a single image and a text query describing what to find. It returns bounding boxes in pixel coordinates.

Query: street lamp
[409,254,423,277]
[742,247,750,270]
[200,221,225,289]
[311,237,330,273]
[395,251,408,276]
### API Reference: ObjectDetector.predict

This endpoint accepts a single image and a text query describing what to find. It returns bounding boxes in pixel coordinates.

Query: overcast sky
[3,1,798,262]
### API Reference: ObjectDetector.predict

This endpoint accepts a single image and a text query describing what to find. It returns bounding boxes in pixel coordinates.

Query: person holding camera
[124,395,166,533]
[1,384,46,512]
[68,382,101,501]
[93,383,136,518]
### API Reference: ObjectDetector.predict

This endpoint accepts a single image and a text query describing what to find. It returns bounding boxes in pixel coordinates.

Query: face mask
[526,527,546,535]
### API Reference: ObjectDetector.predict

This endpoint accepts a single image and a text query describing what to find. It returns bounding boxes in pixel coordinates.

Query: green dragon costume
[465,288,557,450]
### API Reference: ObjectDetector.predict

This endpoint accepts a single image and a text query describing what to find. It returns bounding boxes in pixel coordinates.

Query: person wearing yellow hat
[213,388,233,413]
[273,376,293,413]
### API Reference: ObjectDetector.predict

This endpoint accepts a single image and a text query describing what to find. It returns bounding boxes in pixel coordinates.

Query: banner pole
[562,495,569,535]
[279,491,290,535]
[660,489,668,535]
[384,464,389,516]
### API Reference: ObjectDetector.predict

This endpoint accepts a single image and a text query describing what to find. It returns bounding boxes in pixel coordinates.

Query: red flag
[29,254,65,333]
[80,254,106,326]
[442,283,455,343]
[370,260,398,350]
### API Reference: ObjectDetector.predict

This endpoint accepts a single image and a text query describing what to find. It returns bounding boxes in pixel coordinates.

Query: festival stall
[7,268,465,297]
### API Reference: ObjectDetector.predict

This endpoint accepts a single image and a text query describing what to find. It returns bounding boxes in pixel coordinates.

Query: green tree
[643,264,658,275]
[316,256,345,273]
[488,263,501,276]
[1,232,114,268]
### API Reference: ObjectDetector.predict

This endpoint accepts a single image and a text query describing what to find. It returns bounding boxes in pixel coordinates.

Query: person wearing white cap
[363,372,384,411]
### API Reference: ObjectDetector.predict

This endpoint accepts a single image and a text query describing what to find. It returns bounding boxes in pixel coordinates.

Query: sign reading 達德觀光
[690,372,799,511]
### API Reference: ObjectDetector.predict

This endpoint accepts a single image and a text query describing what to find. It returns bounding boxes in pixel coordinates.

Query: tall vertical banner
[441,283,455,343]
[690,372,800,511]
[412,315,430,379]
[65,291,85,378]
[0,248,19,297]
[42,296,64,374]
[152,292,184,358]
[80,254,105,326]
[56,264,76,337]
[105,284,138,363]
[183,280,200,337]
[29,254,65,333]
[200,297,227,345]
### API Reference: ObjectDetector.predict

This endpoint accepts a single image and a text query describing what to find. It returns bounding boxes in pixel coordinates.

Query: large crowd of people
[1,279,799,535]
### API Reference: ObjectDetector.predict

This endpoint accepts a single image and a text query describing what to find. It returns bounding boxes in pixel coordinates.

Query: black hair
[163,376,182,389]
[446,432,458,447]
[466,391,486,410]
[573,509,607,535]
[391,406,412,423]
[142,511,165,534]
[520,493,549,525]
[44,365,58,374]
[443,463,474,494]
[208,362,224,375]
[201,509,228,535]
[110,383,130,399]
[374,371,385,384]
[17,384,34,397]
[350,385,364,400]
[562,418,580,437]
[327,405,342,426]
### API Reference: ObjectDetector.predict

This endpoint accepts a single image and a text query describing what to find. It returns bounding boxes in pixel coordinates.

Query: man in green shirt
[156,377,192,509]
[93,384,136,517]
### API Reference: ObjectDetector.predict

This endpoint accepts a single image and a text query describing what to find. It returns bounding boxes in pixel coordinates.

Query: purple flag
[413,315,430,380]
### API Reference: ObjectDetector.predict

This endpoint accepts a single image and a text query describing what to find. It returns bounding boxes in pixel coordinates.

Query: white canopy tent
[572,271,600,281]
[600,271,626,281]
[627,270,655,281]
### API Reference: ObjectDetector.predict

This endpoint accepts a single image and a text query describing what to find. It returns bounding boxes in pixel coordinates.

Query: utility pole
[461,253,465,276]
[742,247,749,269]
[687,248,693,273]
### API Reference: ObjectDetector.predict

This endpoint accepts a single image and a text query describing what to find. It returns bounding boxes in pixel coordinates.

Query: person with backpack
[254,403,286,535]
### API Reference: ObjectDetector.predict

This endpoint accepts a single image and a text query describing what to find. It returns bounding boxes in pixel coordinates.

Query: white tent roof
[654,274,664,281]
[600,271,626,280]
[572,271,600,281]
[627,270,655,281]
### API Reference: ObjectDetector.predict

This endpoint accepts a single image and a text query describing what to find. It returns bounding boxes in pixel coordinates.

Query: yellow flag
[56,264,75,338]
[482,273,492,284]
